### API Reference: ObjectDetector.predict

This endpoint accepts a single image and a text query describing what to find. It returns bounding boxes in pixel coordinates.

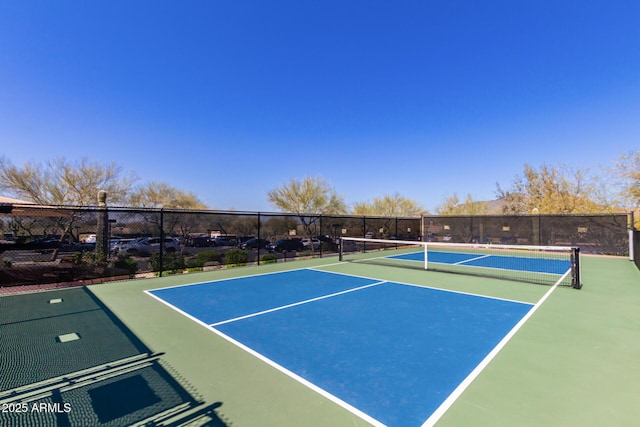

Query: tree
[350,193,423,239]
[0,157,136,205]
[496,163,602,214]
[267,177,346,215]
[130,181,207,209]
[0,157,137,244]
[612,150,640,229]
[130,181,208,236]
[352,193,424,217]
[267,176,346,241]
[436,193,488,215]
[615,150,640,207]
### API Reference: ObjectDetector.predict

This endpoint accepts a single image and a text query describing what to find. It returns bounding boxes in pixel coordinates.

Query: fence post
[395,217,399,249]
[319,215,323,257]
[630,211,635,262]
[363,216,367,252]
[159,208,164,277]
[257,212,261,266]
[532,208,540,246]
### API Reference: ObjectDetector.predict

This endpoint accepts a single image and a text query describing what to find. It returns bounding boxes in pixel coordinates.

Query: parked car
[236,236,253,246]
[61,241,95,252]
[267,238,304,253]
[210,236,237,247]
[118,237,180,256]
[187,236,211,247]
[240,238,270,250]
[111,238,134,254]
[301,238,321,250]
[26,237,62,249]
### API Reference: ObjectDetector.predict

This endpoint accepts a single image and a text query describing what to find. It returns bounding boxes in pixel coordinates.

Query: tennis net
[339,237,581,288]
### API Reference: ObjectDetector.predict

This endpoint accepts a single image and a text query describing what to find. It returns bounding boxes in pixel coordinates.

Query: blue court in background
[149,269,534,426]
[389,250,571,275]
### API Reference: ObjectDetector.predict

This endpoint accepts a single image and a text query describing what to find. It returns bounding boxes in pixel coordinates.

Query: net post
[424,242,428,270]
[630,211,635,262]
[339,237,344,262]
[571,247,581,289]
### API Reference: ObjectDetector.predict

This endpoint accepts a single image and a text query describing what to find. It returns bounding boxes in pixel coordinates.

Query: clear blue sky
[1,1,639,212]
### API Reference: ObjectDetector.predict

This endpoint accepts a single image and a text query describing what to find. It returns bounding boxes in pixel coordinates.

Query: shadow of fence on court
[0,287,229,427]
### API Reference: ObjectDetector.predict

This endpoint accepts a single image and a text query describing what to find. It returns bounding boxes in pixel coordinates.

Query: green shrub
[225,249,248,267]
[196,250,223,265]
[111,254,139,276]
[71,252,85,265]
[150,252,185,272]
[260,253,277,264]
[186,250,223,268]
[71,251,102,266]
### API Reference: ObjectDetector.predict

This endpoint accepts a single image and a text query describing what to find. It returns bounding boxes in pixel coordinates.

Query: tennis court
[80,247,640,426]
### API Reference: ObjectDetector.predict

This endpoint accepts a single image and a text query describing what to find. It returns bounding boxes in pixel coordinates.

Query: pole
[257,212,261,265]
[630,211,635,262]
[159,208,164,277]
[319,214,323,257]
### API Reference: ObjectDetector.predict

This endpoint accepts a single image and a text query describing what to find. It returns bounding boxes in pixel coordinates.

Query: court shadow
[161,401,230,427]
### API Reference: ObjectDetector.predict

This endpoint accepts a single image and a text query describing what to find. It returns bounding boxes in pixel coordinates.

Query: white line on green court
[421,268,572,427]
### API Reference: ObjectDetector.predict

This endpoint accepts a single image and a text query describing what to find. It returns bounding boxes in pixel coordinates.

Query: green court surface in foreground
[89,255,640,427]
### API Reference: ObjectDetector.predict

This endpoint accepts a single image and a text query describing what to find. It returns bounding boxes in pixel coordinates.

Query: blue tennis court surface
[149,269,534,426]
[389,251,571,275]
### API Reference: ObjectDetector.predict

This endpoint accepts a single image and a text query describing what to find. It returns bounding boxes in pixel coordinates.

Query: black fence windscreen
[0,204,631,288]
[422,214,630,256]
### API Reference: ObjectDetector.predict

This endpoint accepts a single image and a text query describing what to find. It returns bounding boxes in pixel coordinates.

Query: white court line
[209,326,387,427]
[421,268,572,427]
[146,266,316,293]
[209,280,387,327]
[144,284,387,427]
[453,254,491,265]
[146,262,358,294]
[382,251,565,278]
[312,261,534,306]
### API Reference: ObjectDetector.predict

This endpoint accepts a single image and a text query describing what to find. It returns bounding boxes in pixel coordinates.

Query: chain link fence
[0,203,633,288]
[0,204,423,288]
